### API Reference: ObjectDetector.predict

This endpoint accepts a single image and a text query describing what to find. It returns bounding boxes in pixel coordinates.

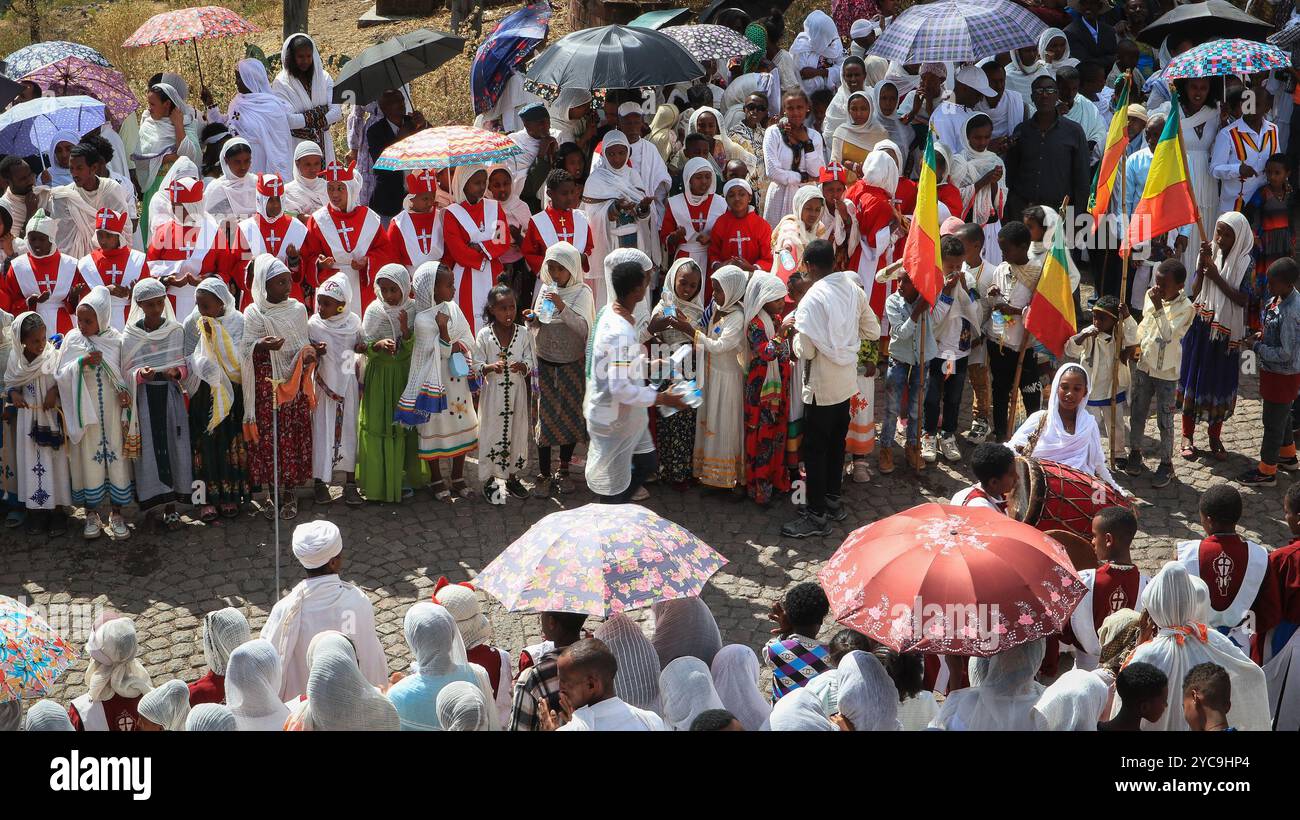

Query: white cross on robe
[729,230,750,256]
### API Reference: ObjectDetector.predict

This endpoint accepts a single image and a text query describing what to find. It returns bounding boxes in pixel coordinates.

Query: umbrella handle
[193,39,205,91]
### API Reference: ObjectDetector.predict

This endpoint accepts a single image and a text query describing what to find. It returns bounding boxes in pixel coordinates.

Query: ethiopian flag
[1089,74,1131,224]
[904,128,942,304]
[1024,212,1077,357]
[1123,90,1200,253]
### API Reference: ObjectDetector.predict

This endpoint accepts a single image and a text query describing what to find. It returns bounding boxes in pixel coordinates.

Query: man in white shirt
[1212,85,1280,214]
[974,58,1027,144]
[553,639,666,731]
[260,520,389,700]
[1057,65,1106,162]
[783,239,881,538]
[930,65,995,155]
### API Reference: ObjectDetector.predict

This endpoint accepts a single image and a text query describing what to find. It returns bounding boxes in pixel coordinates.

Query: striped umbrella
[374,125,522,171]
[122,5,261,86]
[869,0,1047,64]
[1164,38,1292,81]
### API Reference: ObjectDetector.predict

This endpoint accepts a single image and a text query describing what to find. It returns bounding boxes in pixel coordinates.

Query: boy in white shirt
[922,235,980,462]
[1064,294,1140,466]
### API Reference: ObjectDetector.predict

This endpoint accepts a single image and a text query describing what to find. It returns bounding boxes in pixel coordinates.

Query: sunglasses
[1033,86,1059,95]
[745,102,768,110]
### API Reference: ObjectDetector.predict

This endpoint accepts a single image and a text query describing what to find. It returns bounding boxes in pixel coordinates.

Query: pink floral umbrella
[122,5,261,86]
[818,503,1085,657]
[474,503,727,617]
[374,124,523,171]
[22,57,138,129]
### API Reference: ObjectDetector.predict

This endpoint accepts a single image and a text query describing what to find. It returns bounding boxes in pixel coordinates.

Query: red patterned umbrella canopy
[374,125,523,172]
[122,6,261,85]
[818,503,1086,657]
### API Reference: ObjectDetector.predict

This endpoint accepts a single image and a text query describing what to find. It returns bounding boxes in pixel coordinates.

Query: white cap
[850,19,875,38]
[956,65,996,98]
[617,101,644,117]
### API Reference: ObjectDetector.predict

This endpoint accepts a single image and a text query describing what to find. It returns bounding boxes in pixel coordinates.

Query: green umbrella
[628,8,694,31]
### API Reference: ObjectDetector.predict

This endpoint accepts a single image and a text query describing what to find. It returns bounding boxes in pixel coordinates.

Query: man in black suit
[1065,0,1119,77]
[366,89,426,223]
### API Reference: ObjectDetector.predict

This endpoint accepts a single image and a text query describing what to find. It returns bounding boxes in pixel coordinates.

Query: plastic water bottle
[662,305,676,318]
[659,379,704,417]
[536,287,557,323]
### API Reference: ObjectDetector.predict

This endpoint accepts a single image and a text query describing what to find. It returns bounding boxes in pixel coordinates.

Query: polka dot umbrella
[1163,38,1292,81]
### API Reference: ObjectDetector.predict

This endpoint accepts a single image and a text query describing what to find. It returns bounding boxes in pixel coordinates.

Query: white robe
[557,696,666,731]
[473,324,535,482]
[307,320,360,482]
[10,373,70,511]
[47,179,132,259]
[584,309,658,497]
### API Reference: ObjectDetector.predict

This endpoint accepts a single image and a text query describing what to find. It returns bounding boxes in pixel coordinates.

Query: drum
[1010,456,1131,539]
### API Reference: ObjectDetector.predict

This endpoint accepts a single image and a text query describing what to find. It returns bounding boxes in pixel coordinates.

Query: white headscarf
[228,59,293,178]
[147,156,200,232]
[1128,562,1272,731]
[835,90,888,152]
[656,257,707,343]
[604,247,654,324]
[955,111,1006,226]
[1007,44,1050,102]
[1199,211,1253,343]
[710,644,772,731]
[3,312,60,441]
[283,141,328,215]
[537,241,595,328]
[363,263,415,344]
[652,597,723,667]
[862,148,900,197]
[44,129,79,187]
[436,680,492,731]
[404,602,470,677]
[203,137,258,218]
[136,82,195,191]
[23,700,75,731]
[226,639,290,731]
[137,679,190,731]
[934,640,1046,731]
[743,271,788,330]
[183,277,244,430]
[836,650,902,730]
[239,254,311,422]
[711,264,749,315]
[186,703,238,731]
[396,262,453,428]
[793,10,844,64]
[274,33,331,112]
[770,686,838,730]
[307,270,362,396]
[1038,27,1078,73]
[872,80,914,155]
[1031,668,1109,731]
[56,286,127,446]
[84,615,152,702]
[299,631,400,731]
[593,613,662,713]
[660,656,726,730]
[775,185,829,252]
[1010,364,1113,487]
[584,129,646,203]
[681,156,718,208]
[202,607,250,676]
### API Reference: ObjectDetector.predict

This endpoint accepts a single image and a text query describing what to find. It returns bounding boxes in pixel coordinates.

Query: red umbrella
[122,6,261,86]
[818,503,1086,657]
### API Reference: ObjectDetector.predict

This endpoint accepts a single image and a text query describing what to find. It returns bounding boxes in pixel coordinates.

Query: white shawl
[1198,211,1253,343]
[55,286,127,445]
[228,58,294,179]
[794,269,862,366]
[203,137,259,218]
[239,254,313,423]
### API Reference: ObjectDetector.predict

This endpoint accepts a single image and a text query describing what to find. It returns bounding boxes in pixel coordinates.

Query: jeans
[924,357,968,436]
[803,399,851,517]
[882,358,924,447]
[1129,369,1176,464]
[986,340,1041,441]
[594,451,658,503]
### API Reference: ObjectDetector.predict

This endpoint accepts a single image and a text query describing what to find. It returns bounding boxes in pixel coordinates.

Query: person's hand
[545,291,565,313]
[164,368,181,382]
[861,361,877,378]
[657,390,689,410]
[399,310,409,338]
[376,338,397,355]
[1240,162,1256,180]
[169,104,185,129]
[1249,331,1264,348]
[301,347,317,365]
[160,274,183,288]
[312,341,327,357]
[435,311,450,332]
[161,152,179,165]
[1197,240,1213,269]
[1173,235,1189,257]
[35,290,51,304]
[109,284,130,299]
[1118,303,1130,320]
[139,366,155,381]
[43,386,59,410]
[318,255,337,270]
[987,285,1002,300]
[767,601,792,636]
[24,294,38,310]
[117,388,130,408]
[200,86,215,109]
[84,350,103,367]
[1148,285,1163,310]
[483,361,505,375]
[343,150,357,167]
[22,190,38,216]
[781,313,797,335]
[452,340,470,358]
[285,243,300,264]
[509,360,528,374]
[540,136,559,161]
[256,336,285,354]
[8,391,27,409]
[989,136,1009,154]
[351,257,367,272]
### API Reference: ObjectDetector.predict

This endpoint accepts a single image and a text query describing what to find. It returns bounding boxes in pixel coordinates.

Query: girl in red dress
[742,273,792,506]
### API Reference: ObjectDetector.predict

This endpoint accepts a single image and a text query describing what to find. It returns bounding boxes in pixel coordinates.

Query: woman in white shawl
[203,137,258,220]
[273,34,342,163]
[833,650,902,731]
[693,265,749,490]
[832,90,888,177]
[42,129,78,188]
[659,656,726,730]
[593,613,662,713]
[710,644,772,731]
[676,106,755,177]
[136,82,201,242]
[436,681,493,731]
[1031,668,1110,731]
[55,285,132,539]
[24,700,76,731]
[386,602,499,731]
[547,88,594,148]
[137,679,190,731]
[770,686,837,730]
[1009,363,1126,495]
[307,271,363,504]
[70,614,153,731]
[930,639,1046,730]
[4,311,70,526]
[1039,27,1078,76]
[763,90,827,228]
[792,10,844,97]
[824,57,872,159]
[281,140,328,217]
[581,129,656,304]
[951,112,1008,264]
[770,184,829,278]
[1179,211,1251,460]
[1126,562,1271,731]
[227,58,294,178]
[224,639,290,731]
[287,631,399,731]
[871,78,914,160]
[1005,44,1050,102]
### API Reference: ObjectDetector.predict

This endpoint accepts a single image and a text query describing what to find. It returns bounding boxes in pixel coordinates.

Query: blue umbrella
[471,1,551,117]
[0,95,106,158]
[3,41,112,80]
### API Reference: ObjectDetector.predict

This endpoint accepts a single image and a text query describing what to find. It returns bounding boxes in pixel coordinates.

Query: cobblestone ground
[2,370,1289,703]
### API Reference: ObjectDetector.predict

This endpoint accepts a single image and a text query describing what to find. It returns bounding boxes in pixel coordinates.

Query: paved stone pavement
[2,370,1291,704]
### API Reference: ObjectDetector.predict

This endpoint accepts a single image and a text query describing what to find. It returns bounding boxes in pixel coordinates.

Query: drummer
[1007,363,1129,497]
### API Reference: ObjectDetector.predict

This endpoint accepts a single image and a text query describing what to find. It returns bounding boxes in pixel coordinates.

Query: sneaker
[506,477,529,500]
[482,480,499,504]
[1152,463,1174,488]
[631,486,650,502]
[1113,455,1128,472]
[1281,455,1300,472]
[781,511,832,538]
[108,513,129,540]
[553,469,576,494]
[905,442,926,471]
[313,482,333,505]
[82,512,103,540]
[921,435,938,463]
[342,483,364,506]
[851,459,871,483]
[878,447,895,475]
[1125,452,1145,476]
[938,433,961,462]
[826,495,849,522]
[1241,468,1277,485]
[965,418,990,444]
[4,508,25,529]
[531,473,552,498]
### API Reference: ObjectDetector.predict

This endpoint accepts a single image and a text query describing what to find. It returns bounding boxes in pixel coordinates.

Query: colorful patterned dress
[248,351,313,488]
[1246,183,1296,333]
[743,317,792,505]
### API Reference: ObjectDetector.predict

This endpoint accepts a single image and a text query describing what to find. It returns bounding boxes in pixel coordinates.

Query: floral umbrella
[472,1,551,117]
[1163,38,1292,81]
[475,503,727,616]
[0,595,77,702]
[22,57,138,129]
[662,24,762,62]
[818,503,1086,657]
[3,41,111,80]
[374,124,523,171]
[122,5,261,86]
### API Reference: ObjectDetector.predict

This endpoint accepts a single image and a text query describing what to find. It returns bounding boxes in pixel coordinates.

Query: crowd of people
[4,0,1300,730]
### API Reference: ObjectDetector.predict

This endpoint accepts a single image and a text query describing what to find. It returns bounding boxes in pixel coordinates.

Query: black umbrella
[1137,0,1272,48]
[523,25,705,90]
[698,0,793,25]
[0,75,21,110]
[332,29,465,106]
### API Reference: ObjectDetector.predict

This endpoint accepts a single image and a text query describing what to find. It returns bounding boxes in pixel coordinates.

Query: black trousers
[924,357,969,435]
[987,340,1041,441]
[803,398,851,517]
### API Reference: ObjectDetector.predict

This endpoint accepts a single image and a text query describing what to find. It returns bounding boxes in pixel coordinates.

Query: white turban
[138,679,191,731]
[84,615,152,702]
[436,680,492,731]
[186,703,238,731]
[292,520,343,569]
[23,700,75,731]
[202,607,251,675]
[618,101,644,117]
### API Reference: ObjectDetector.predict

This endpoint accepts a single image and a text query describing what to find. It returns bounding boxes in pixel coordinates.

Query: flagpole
[1009,195,1069,440]
[1108,73,1132,469]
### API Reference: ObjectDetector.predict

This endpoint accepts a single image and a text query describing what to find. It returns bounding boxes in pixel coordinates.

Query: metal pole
[272,378,281,597]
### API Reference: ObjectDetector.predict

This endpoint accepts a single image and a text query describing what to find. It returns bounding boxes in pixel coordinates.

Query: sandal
[429,479,451,501]
[280,497,299,520]
[163,511,182,531]
[261,496,277,521]
[1209,439,1228,462]
[219,503,240,519]
[1180,438,1198,460]
[199,505,218,523]
[450,478,472,499]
